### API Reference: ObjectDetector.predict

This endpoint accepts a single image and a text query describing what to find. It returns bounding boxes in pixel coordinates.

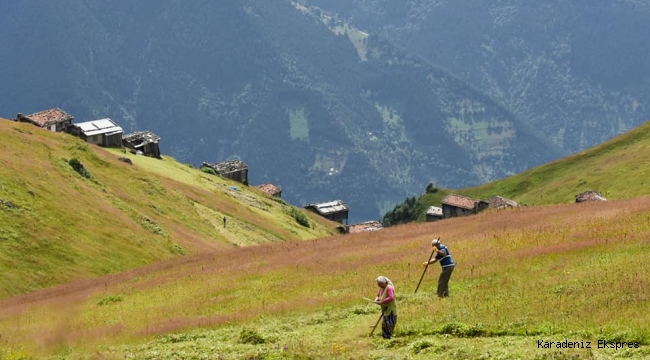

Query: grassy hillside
[1,196,649,358]
[397,120,650,222]
[0,121,338,299]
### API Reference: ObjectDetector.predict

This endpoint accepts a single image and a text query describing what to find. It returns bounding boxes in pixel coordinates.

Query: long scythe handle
[369,309,385,337]
[414,237,439,294]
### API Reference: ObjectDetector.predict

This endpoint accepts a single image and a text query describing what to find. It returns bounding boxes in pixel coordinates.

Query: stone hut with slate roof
[202,159,249,184]
[16,108,73,132]
[122,131,162,158]
[575,190,607,203]
[489,196,519,209]
[256,183,282,198]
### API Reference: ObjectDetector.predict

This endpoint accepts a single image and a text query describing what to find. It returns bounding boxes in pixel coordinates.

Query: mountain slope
[304,0,650,155]
[0,0,561,221]
[387,119,650,224]
[0,120,338,299]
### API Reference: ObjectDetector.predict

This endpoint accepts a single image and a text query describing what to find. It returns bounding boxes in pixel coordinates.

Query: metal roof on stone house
[74,118,124,136]
[441,194,482,210]
[426,206,443,217]
[20,108,73,127]
[489,196,519,209]
[256,183,281,196]
[307,200,349,215]
[575,190,607,203]
[123,131,161,147]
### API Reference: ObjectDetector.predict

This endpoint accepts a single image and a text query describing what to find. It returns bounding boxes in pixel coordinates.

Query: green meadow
[417,120,650,220]
[1,119,650,359]
[0,120,337,299]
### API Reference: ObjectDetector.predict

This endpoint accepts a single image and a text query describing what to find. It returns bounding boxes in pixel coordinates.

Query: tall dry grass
[1,197,649,356]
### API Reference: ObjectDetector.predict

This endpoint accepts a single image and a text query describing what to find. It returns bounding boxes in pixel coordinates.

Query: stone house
[16,108,73,132]
[575,190,606,203]
[488,196,519,209]
[256,183,282,198]
[347,220,383,234]
[441,194,489,218]
[202,159,249,184]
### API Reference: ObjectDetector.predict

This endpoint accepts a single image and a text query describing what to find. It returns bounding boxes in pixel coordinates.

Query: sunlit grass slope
[0,121,338,299]
[1,197,649,358]
[417,120,650,219]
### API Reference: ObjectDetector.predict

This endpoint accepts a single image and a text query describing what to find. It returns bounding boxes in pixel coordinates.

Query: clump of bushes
[287,207,310,227]
[68,158,91,179]
[438,321,487,337]
[238,328,265,344]
[200,166,217,175]
[97,295,123,306]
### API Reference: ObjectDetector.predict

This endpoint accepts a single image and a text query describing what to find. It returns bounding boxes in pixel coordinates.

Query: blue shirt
[435,244,455,268]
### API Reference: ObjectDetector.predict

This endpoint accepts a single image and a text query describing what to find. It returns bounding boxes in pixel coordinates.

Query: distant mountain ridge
[303,0,650,155]
[1,0,561,221]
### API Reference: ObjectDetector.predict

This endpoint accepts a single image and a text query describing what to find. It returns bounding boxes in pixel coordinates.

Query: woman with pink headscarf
[374,276,397,339]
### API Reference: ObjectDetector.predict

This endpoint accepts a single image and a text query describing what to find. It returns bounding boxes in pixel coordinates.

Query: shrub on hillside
[238,328,265,344]
[287,207,310,228]
[97,295,123,306]
[68,158,91,179]
[425,183,438,194]
[200,166,217,175]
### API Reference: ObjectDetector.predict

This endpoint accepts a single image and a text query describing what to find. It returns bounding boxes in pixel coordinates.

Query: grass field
[0,121,338,299]
[1,196,648,359]
[2,119,650,359]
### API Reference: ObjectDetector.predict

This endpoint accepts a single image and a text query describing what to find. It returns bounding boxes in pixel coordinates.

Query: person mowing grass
[374,276,397,339]
[422,238,455,297]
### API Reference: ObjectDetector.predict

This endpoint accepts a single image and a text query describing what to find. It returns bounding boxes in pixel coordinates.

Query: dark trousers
[382,313,397,339]
[437,265,454,297]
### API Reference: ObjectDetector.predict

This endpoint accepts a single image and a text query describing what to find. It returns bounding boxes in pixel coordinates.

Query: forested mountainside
[0,0,560,221]
[303,0,650,155]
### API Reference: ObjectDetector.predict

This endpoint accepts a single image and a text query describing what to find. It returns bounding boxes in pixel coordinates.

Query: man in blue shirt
[423,238,455,297]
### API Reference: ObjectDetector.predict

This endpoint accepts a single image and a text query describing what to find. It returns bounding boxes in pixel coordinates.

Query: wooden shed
[68,118,124,147]
[441,194,489,218]
[122,131,162,158]
[425,206,444,222]
[304,200,349,224]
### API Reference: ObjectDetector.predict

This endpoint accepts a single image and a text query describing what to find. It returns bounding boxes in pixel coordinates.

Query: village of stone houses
[6,107,609,233]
